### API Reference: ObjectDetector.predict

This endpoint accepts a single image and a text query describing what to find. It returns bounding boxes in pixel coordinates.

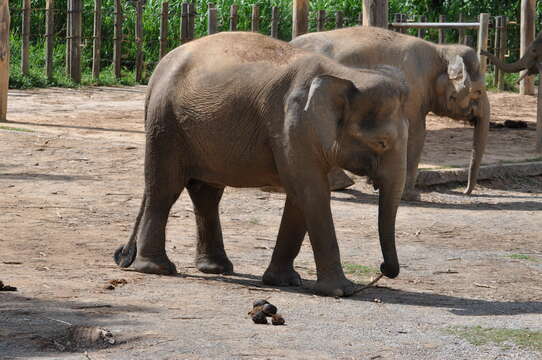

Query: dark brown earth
[1,88,541,359]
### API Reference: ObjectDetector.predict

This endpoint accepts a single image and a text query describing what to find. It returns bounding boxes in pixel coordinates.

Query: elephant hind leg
[132,136,187,275]
[187,180,233,275]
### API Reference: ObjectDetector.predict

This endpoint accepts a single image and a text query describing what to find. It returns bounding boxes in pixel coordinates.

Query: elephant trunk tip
[380,262,399,279]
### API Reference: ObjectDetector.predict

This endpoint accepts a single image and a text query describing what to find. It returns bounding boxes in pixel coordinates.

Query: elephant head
[302,70,409,278]
[434,46,490,195]
[482,32,542,76]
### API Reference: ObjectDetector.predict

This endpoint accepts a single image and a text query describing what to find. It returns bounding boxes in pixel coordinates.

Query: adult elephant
[114,32,410,297]
[291,26,490,200]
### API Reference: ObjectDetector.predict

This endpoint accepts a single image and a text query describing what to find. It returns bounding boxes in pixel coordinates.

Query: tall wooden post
[229,4,238,31]
[69,0,81,83]
[180,2,189,43]
[335,11,343,29]
[292,0,309,38]
[362,0,388,28]
[251,5,260,32]
[270,6,279,38]
[92,0,102,79]
[113,0,122,79]
[458,13,465,44]
[159,1,168,59]
[438,15,446,43]
[520,0,535,95]
[65,0,71,75]
[0,0,9,122]
[135,0,143,82]
[21,0,30,75]
[494,16,503,88]
[188,2,195,41]
[207,7,217,35]
[317,10,326,32]
[497,16,508,91]
[477,13,490,75]
[45,0,55,81]
[417,15,426,38]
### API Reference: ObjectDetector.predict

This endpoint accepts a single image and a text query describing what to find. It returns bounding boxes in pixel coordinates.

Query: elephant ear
[303,75,356,150]
[447,55,471,94]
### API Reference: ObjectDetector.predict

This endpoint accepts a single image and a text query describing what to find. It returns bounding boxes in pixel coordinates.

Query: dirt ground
[1,88,541,359]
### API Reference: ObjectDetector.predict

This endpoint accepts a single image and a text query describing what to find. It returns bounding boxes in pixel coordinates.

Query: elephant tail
[114,193,146,268]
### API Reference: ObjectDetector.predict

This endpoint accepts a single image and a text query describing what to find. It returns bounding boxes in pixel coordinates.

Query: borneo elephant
[113,32,409,297]
[291,26,490,200]
[482,32,542,81]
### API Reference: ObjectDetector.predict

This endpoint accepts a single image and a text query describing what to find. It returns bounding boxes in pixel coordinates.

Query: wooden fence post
[180,2,189,43]
[335,11,343,29]
[362,0,388,29]
[292,0,309,38]
[66,0,71,75]
[417,15,426,38]
[520,0,535,95]
[458,13,465,44]
[438,15,446,43]
[229,4,238,31]
[0,0,9,122]
[45,0,54,81]
[317,10,326,32]
[159,1,168,59]
[477,13,489,75]
[188,2,195,41]
[113,0,122,79]
[69,0,81,83]
[393,13,401,33]
[208,7,217,35]
[493,16,503,88]
[92,0,102,79]
[358,12,363,26]
[135,0,143,82]
[251,5,260,32]
[21,0,30,75]
[497,16,508,91]
[270,6,279,38]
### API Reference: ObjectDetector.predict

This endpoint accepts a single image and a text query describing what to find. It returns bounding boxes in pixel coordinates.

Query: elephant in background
[291,26,491,200]
[114,32,410,297]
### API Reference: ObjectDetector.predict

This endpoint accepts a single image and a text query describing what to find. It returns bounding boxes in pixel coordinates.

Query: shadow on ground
[181,272,542,317]
[0,293,153,358]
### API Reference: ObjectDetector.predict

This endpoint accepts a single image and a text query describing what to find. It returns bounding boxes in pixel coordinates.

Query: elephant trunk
[464,92,490,195]
[376,137,407,279]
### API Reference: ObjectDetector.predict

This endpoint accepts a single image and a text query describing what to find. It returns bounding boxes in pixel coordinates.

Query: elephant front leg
[403,119,426,201]
[187,181,233,275]
[286,179,354,297]
[262,196,306,287]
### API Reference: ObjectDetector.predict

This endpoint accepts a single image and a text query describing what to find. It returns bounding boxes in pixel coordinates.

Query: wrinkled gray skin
[482,31,542,78]
[291,26,490,200]
[114,32,409,297]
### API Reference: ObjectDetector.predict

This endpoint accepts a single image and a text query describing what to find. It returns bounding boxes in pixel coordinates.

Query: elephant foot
[195,255,233,275]
[314,277,355,297]
[262,267,302,287]
[328,168,355,191]
[401,188,420,202]
[133,255,177,275]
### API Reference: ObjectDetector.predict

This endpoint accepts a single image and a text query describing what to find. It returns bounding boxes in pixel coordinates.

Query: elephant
[113,32,410,297]
[482,31,542,80]
[291,26,490,200]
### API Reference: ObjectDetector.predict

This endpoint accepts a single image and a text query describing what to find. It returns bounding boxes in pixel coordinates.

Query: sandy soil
[1,88,541,359]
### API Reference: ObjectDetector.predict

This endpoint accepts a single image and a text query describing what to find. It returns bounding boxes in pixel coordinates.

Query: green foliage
[448,326,542,352]
[7,0,538,88]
